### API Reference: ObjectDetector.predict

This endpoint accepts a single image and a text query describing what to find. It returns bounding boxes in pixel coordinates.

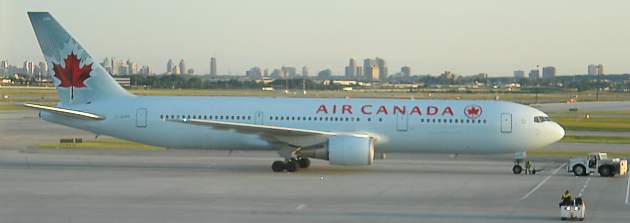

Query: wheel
[297,157,311,168]
[271,160,285,172]
[512,165,522,174]
[286,159,298,172]
[532,169,536,175]
[560,217,567,221]
[598,165,612,177]
[573,165,587,176]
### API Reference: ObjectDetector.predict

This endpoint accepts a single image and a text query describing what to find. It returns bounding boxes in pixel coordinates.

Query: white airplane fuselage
[42,96,565,154]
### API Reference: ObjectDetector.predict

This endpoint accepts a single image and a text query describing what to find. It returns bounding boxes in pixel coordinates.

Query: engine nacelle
[301,135,375,166]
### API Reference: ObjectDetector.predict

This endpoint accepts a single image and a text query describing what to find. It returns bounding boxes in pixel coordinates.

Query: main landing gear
[271,157,311,172]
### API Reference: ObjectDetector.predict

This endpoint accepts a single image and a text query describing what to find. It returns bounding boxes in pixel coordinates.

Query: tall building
[355,66,363,78]
[513,70,525,79]
[178,59,186,75]
[302,66,309,77]
[528,69,540,81]
[101,57,113,74]
[542,66,556,80]
[173,64,180,75]
[363,58,375,80]
[38,61,48,76]
[23,61,35,76]
[368,65,380,81]
[344,58,356,79]
[375,57,388,80]
[246,67,262,78]
[0,60,8,75]
[166,59,174,74]
[281,66,297,78]
[400,66,411,77]
[210,57,217,76]
[588,64,604,75]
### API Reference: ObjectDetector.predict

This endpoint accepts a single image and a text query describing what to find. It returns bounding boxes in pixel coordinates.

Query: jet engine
[301,135,375,165]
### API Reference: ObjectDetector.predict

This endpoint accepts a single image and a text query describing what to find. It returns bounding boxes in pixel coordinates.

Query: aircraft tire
[286,159,298,172]
[272,160,286,172]
[298,157,311,168]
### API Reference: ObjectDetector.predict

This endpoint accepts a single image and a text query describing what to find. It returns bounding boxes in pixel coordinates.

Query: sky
[2,0,630,76]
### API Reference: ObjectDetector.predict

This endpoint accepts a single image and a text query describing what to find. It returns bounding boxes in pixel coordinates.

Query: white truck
[568,152,628,177]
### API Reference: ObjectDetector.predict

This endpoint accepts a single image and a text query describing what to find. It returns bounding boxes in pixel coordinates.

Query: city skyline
[3,1,630,76]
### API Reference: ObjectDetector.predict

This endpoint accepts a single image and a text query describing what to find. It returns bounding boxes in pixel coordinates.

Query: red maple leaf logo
[52,52,92,100]
[465,105,482,119]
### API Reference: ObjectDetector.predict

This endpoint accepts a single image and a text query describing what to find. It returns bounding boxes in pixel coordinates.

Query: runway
[0,149,629,223]
[1,110,629,223]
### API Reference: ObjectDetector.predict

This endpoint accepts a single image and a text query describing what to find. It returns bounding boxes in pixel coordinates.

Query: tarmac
[1,110,629,223]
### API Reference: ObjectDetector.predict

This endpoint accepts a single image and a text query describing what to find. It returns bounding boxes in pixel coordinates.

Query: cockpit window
[534,116,552,123]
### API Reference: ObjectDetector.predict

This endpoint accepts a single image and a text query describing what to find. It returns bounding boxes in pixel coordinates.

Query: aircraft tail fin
[28,12,133,105]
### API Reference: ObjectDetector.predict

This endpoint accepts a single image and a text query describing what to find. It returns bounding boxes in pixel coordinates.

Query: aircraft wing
[170,119,369,147]
[23,103,105,120]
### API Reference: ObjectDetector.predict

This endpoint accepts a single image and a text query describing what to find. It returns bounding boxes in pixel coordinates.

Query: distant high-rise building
[587,64,604,75]
[375,57,388,80]
[344,58,356,78]
[246,67,262,78]
[529,69,540,81]
[355,66,363,78]
[166,59,174,74]
[317,69,332,79]
[210,57,217,76]
[542,66,556,80]
[23,61,35,76]
[0,60,8,75]
[101,57,113,74]
[38,61,48,76]
[363,58,375,80]
[178,59,186,75]
[173,64,180,75]
[400,66,411,77]
[263,68,269,77]
[513,70,525,79]
[281,66,297,78]
[140,65,153,75]
[302,66,308,77]
[369,65,380,81]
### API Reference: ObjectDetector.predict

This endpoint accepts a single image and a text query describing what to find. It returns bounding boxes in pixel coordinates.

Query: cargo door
[136,108,147,128]
[501,113,512,133]
[396,112,408,132]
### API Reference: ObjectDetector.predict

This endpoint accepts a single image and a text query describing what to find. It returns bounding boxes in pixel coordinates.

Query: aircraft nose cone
[551,122,565,143]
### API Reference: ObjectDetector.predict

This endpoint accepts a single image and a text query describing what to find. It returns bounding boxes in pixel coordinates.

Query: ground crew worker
[560,190,572,207]
[525,160,532,174]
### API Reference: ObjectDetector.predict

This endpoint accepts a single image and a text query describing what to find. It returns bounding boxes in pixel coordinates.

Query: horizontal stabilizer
[23,103,105,120]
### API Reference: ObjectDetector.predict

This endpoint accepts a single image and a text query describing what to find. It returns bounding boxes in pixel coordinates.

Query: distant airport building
[513,70,525,79]
[587,64,604,75]
[542,66,556,80]
[528,69,540,81]
[210,57,217,76]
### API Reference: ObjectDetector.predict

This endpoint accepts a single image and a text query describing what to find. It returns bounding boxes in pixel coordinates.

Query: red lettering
[342,105,352,114]
[332,105,337,114]
[427,106,438,115]
[442,106,454,116]
[410,106,422,115]
[393,105,406,114]
[361,105,372,114]
[316,105,328,114]
[377,105,388,115]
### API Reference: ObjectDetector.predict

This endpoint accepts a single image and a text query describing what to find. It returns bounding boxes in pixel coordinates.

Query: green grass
[529,149,630,158]
[561,135,630,144]
[35,138,165,151]
[554,117,630,132]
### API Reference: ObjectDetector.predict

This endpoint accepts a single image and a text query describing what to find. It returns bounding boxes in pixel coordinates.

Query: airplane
[25,12,565,173]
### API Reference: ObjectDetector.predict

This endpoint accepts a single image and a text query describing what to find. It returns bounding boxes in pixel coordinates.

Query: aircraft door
[254,111,264,125]
[500,113,512,133]
[396,112,408,132]
[136,108,147,128]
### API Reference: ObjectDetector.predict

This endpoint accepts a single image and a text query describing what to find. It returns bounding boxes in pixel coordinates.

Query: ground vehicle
[568,152,628,177]
[560,197,585,221]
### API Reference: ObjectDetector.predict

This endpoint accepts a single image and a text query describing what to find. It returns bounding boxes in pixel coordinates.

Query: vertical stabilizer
[28,12,132,105]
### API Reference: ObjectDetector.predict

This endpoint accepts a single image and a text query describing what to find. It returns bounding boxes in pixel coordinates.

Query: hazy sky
[2,0,630,76]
